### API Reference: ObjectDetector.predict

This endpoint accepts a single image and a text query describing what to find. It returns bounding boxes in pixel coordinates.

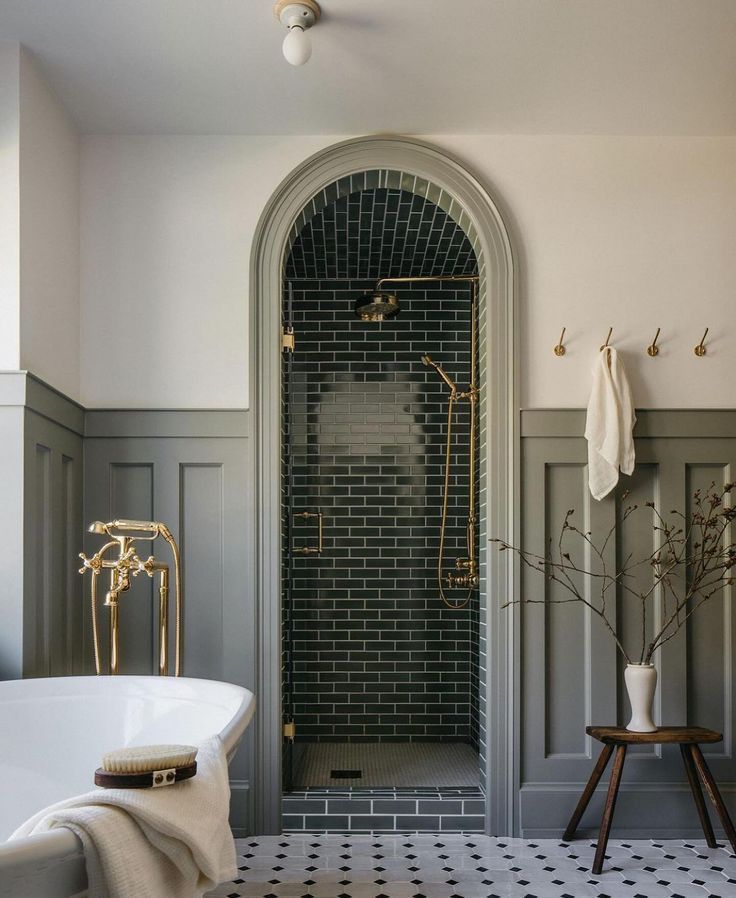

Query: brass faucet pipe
[430,278,478,609]
[437,392,472,609]
[159,568,169,676]
[157,522,183,676]
[91,568,102,675]
[109,590,119,675]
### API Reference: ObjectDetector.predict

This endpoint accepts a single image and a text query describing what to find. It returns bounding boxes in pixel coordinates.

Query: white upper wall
[79,133,736,410]
[435,135,736,410]
[0,43,20,370]
[80,135,333,408]
[18,48,80,400]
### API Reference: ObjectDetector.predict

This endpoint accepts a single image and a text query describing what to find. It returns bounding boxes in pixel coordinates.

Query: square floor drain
[330,769,361,779]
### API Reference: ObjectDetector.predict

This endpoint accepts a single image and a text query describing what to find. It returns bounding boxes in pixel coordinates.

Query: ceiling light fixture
[274,0,321,66]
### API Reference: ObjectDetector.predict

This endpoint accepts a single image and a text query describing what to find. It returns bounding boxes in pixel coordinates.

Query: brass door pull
[293,510,323,555]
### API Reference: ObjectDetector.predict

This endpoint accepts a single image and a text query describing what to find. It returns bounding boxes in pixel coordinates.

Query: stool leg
[680,744,717,848]
[592,743,627,876]
[563,743,614,841]
[690,743,736,854]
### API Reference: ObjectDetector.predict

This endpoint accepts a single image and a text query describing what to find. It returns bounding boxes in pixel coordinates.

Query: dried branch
[493,482,736,666]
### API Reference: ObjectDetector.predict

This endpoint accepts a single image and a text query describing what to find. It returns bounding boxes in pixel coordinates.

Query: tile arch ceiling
[285,170,479,282]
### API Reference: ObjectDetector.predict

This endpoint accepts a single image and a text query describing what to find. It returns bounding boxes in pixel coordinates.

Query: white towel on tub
[585,346,636,500]
[10,735,236,898]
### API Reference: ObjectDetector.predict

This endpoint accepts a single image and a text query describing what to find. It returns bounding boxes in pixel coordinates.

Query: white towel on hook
[10,735,236,898]
[584,346,636,501]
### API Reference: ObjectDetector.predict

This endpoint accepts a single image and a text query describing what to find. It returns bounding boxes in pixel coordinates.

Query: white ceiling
[1,0,735,135]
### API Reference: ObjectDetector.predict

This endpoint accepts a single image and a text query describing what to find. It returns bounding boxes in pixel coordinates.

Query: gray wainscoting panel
[22,397,84,679]
[82,413,255,833]
[519,410,736,838]
[1,374,85,680]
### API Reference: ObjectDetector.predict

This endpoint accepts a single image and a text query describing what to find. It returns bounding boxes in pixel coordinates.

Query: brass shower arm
[374,275,479,292]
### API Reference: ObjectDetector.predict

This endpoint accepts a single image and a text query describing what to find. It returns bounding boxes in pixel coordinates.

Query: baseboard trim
[230,778,253,837]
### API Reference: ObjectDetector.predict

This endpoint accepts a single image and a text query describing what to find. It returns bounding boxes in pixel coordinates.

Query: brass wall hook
[553,327,566,356]
[647,327,661,357]
[694,327,709,357]
[600,327,613,351]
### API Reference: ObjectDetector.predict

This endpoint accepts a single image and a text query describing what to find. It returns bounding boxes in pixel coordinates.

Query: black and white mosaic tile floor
[206,833,736,898]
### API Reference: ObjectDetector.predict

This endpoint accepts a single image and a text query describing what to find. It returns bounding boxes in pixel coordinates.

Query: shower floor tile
[293,742,481,789]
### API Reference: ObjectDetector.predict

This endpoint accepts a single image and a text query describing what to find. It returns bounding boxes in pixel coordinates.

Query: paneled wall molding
[229,779,253,838]
[0,372,84,680]
[83,412,255,833]
[520,408,736,837]
[0,371,251,440]
[0,371,84,436]
[84,408,251,439]
[521,408,736,439]
[0,370,255,831]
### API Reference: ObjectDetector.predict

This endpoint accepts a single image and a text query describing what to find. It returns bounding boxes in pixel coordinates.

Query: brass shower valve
[78,551,103,575]
[447,557,478,590]
[136,555,168,577]
[447,571,479,589]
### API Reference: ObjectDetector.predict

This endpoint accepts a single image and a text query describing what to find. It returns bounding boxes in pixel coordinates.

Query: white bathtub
[0,676,256,898]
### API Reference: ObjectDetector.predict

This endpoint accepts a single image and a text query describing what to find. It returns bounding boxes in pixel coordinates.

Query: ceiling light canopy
[274,0,321,66]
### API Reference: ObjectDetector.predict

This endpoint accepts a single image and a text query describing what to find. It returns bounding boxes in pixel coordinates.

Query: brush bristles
[101,744,198,774]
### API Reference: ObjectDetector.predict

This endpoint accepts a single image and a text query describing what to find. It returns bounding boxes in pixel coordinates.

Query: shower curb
[283,787,486,833]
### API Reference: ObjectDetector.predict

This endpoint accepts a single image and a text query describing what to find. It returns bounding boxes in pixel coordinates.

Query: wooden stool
[563,726,736,875]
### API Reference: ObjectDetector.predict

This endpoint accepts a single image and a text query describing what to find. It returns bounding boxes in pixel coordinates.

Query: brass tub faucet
[79,519,183,676]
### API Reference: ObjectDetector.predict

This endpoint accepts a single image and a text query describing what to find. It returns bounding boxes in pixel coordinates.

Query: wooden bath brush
[95,744,198,789]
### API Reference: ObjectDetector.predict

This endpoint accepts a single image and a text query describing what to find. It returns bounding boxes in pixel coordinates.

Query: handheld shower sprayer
[421,354,459,394]
[79,518,183,677]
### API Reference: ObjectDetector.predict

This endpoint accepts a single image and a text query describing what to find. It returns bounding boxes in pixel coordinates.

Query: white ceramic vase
[624,662,658,732]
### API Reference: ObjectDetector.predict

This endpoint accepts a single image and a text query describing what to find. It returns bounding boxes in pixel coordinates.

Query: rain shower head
[354,291,400,322]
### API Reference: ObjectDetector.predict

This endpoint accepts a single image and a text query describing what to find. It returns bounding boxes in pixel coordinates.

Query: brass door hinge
[283,720,296,740]
[282,327,295,353]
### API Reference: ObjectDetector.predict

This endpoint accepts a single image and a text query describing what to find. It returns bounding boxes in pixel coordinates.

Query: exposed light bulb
[275,2,319,66]
[282,25,311,66]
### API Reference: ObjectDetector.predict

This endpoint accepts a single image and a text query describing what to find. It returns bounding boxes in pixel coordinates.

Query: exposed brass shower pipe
[374,275,479,610]
[79,519,183,676]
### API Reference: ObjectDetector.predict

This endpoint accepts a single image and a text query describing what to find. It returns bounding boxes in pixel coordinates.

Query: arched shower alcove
[249,136,518,835]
